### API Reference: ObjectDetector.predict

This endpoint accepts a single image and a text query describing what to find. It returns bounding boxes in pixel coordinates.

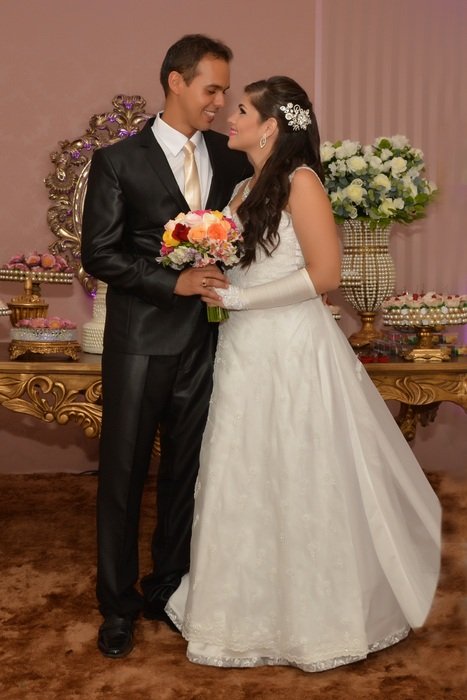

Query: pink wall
[0,0,465,474]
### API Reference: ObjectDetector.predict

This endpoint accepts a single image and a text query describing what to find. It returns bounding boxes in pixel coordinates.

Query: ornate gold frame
[44,95,152,294]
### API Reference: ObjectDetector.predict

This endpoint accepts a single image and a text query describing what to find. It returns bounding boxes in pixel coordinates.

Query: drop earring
[259,134,267,149]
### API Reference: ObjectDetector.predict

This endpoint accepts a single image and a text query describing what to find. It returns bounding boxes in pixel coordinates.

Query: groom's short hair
[160,34,233,96]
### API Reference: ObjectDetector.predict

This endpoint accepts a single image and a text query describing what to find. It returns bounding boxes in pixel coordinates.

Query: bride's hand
[201,285,226,307]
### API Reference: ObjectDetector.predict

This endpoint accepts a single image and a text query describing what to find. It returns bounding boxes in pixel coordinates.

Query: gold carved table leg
[395,402,441,441]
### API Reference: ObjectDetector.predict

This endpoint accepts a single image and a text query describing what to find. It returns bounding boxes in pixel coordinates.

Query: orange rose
[40,253,57,269]
[187,225,208,243]
[206,222,228,240]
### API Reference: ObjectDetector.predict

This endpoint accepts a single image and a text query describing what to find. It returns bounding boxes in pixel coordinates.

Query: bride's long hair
[237,76,324,268]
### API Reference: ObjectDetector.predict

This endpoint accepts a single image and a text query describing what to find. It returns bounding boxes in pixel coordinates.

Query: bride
[166,76,441,672]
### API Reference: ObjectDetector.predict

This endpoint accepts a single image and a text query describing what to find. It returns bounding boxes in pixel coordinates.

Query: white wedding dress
[166,179,441,672]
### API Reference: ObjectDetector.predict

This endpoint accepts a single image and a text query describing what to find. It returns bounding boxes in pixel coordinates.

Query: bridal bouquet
[156,209,242,322]
[320,135,437,228]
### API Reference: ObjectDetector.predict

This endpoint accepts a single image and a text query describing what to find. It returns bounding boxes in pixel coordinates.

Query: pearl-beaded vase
[341,220,395,347]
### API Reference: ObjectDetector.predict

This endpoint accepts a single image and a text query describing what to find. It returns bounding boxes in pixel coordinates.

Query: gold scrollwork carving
[0,376,102,438]
[371,374,467,409]
[44,95,152,294]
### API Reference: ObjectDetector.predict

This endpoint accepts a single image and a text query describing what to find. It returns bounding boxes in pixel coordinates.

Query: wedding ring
[201,278,207,287]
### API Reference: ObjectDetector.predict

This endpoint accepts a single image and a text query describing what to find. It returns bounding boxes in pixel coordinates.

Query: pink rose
[25,253,41,267]
[54,255,69,269]
[62,319,77,329]
[8,254,25,265]
[29,317,47,328]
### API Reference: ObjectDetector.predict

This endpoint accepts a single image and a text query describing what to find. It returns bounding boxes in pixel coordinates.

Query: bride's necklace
[242,178,254,201]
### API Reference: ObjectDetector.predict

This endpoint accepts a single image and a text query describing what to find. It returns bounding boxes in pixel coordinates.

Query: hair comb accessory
[279,102,311,131]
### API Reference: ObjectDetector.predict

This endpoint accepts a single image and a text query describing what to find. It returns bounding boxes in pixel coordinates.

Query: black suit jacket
[81,118,252,355]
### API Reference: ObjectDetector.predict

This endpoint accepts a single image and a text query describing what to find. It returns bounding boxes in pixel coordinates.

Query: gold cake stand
[400,326,451,363]
[1,269,79,361]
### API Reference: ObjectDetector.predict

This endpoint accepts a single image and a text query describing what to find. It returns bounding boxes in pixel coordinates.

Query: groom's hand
[174,266,228,300]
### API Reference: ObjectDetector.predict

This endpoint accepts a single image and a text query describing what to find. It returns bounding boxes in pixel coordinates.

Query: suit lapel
[139,119,188,212]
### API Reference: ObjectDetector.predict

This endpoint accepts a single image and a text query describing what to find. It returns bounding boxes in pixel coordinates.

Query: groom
[81,34,251,658]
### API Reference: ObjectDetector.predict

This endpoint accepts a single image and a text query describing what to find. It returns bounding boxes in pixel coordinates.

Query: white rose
[372,173,391,190]
[330,191,342,204]
[347,155,367,174]
[378,198,396,216]
[344,180,366,204]
[402,176,417,197]
[320,143,335,162]
[335,140,359,159]
[389,157,408,175]
[201,211,220,226]
[380,148,392,161]
[336,160,347,175]
[390,135,410,149]
[184,212,204,226]
[393,198,405,210]
[407,165,422,178]
[365,154,383,170]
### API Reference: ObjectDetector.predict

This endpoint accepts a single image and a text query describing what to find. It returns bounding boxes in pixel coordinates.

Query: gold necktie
[183,140,201,211]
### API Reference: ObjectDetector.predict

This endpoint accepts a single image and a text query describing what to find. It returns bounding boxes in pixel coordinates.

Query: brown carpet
[0,469,465,700]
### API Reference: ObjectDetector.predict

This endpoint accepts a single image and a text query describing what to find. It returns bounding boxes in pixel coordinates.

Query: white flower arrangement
[320,135,437,228]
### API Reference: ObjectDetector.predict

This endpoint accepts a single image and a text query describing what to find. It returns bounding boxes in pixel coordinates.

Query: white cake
[82,280,107,354]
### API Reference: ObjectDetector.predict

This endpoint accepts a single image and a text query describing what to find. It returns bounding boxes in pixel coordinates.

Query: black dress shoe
[97,615,135,658]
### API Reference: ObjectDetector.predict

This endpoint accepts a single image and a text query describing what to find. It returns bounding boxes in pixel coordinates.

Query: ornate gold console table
[0,344,466,441]
[365,357,467,440]
[0,344,102,438]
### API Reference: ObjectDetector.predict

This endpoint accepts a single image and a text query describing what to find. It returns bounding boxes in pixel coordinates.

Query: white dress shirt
[151,114,212,208]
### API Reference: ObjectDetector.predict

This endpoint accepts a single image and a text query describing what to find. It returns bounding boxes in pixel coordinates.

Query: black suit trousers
[96,319,214,618]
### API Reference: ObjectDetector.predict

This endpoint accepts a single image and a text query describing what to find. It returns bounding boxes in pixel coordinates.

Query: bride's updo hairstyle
[237,76,324,267]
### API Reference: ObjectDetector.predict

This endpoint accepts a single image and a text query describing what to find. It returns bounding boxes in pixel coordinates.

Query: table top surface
[0,342,465,375]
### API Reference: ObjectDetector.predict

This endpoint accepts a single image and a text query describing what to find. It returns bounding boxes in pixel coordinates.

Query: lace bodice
[223,171,315,289]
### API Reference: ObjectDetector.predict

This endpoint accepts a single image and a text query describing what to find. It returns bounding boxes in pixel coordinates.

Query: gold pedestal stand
[401,327,451,363]
[9,340,81,361]
[6,276,49,325]
[347,311,382,348]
